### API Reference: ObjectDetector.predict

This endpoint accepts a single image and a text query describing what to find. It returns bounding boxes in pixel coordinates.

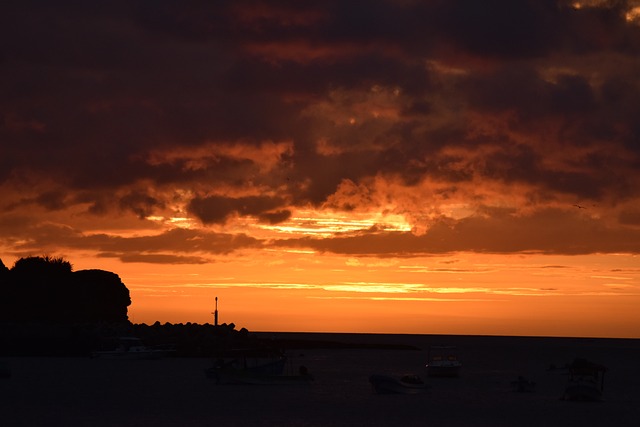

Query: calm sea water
[2,334,640,426]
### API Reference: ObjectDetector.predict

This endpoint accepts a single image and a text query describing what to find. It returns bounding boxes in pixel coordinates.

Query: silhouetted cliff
[0,256,131,324]
[0,256,264,356]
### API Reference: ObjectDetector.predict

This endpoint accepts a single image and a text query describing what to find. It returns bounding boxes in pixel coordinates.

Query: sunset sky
[2,0,640,338]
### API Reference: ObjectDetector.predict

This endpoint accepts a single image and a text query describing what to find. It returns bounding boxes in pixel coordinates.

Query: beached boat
[91,337,171,360]
[562,358,606,401]
[369,374,429,394]
[426,346,462,377]
[205,348,313,385]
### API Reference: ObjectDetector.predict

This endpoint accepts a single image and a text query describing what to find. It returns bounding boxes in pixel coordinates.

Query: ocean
[2,333,639,426]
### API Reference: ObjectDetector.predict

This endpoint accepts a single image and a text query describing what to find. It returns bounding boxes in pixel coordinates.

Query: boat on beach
[562,358,606,401]
[369,374,429,394]
[91,337,171,360]
[426,346,462,377]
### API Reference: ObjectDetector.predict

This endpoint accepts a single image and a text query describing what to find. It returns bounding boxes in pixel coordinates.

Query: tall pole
[213,296,219,326]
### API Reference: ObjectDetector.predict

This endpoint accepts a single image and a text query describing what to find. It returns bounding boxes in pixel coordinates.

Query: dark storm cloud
[119,191,165,219]
[3,221,262,260]
[1,0,640,258]
[188,195,289,224]
[435,0,561,58]
[618,209,640,226]
[94,227,262,255]
[258,210,292,224]
[463,66,595,118]
[105,253,209,265]
[4,190,70,212]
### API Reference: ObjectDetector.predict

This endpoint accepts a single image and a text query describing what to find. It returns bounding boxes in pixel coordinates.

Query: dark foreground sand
[2,334,640,427]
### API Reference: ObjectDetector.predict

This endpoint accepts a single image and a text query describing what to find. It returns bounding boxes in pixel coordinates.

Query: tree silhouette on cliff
[0,256,131,323]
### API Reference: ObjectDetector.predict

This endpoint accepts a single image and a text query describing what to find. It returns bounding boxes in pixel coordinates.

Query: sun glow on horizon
[255,208,412,239]
[2,246,638,338]
[82,250,638,338]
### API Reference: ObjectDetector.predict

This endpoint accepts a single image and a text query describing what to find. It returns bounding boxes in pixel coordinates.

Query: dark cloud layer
[275,208,640,256]
[188,195,289,224]
[1,0,639,260]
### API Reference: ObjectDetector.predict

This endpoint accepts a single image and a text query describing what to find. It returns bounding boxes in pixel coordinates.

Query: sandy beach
[2,334,640,426]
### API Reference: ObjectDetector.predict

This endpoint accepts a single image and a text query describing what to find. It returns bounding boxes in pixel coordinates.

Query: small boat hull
[91,337,171,360]
[426,346,462,377]
[562,358,606,402]
[511,376,536,393]
[206,349,312,385]
[208,368,314,385]
[426,365,461,378]
[563,384,603,402]
[92,349,168,360]
[369,374,429,394]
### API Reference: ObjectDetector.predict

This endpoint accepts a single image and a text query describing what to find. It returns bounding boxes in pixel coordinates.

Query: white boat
[369,374,429,394]
[426,346,462,377]
[92,337,171,360]
[562,358,606,401]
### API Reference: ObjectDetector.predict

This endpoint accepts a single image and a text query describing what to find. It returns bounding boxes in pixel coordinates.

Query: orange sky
[1,1,640,338]
[3,235,638,338]
[124,251,639,338]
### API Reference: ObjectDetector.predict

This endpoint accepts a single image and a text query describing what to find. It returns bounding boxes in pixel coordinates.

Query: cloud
[274,208,640,256]
[618,209,640,226]
[1,0,639,263]
[2,222,262,262]
[188,195,289,225]
[103,253,209,265]
[119,191,165,219]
